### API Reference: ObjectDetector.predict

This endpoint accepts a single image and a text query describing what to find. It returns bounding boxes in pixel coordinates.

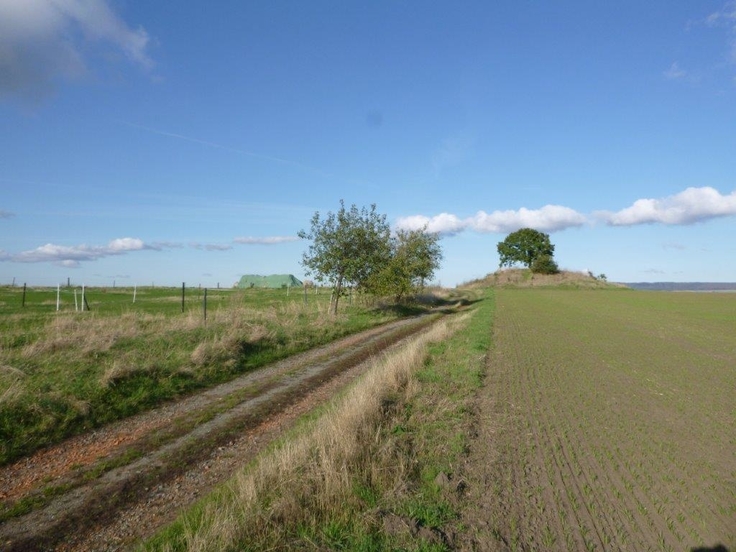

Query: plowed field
[458,289,735,551]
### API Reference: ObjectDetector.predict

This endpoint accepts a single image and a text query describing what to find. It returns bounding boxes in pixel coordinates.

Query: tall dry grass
[149,316,467,551]
[4,300,342,391]
[0,365,26,404]
[1,290,398,465]
[11,300,326,363]
[19,312,144,358]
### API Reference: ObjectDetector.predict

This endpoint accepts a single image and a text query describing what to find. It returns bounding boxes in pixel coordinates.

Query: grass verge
[0,288,414,466]
[142,288,494,551]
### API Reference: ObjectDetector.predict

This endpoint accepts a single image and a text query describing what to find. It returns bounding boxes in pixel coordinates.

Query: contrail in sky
[117,120,330,176]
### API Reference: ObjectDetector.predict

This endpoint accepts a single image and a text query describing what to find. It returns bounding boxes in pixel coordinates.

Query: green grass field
[0,285,405,465]
[478,288,736,550]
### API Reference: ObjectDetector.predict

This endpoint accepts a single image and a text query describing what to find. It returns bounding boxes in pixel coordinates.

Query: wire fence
[0,282,328,319]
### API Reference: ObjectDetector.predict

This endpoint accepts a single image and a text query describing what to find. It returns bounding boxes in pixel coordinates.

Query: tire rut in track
[0,313,441,551]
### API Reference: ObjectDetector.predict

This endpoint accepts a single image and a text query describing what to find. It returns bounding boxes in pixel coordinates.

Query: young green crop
[480,288,736,551]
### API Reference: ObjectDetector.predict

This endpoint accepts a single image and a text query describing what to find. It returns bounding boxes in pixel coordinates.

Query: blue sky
[1,1,736,288]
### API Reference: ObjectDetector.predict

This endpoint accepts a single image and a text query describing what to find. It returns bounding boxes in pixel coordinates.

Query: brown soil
[0,314,439,552]
[452,291,735,552]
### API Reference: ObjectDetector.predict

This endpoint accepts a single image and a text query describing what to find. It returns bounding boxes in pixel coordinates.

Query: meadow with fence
[0,284,400,465]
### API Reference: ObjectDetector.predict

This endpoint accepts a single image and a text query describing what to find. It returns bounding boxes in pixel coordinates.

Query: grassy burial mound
[465,268,621,289]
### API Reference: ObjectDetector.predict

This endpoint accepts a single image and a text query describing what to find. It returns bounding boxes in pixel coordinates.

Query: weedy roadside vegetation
[0,285,424,465]
[143,289,493,551]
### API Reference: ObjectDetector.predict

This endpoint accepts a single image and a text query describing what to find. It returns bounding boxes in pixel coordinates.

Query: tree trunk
[331,276,343,315]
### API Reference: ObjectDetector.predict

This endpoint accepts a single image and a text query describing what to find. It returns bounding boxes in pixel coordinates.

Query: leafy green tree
[367,228,443,302]
[530,253,559,275]
[298,201,391,314]
[497,228,557,273]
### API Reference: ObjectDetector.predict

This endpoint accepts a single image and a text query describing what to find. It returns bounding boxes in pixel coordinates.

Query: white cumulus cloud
[600,187,736,226]
[3,237,159,266]
[107,237,148,252]
[469,205,587,233]
[0,0,153,102]
[395,205,586,236]
[394,213,466,235]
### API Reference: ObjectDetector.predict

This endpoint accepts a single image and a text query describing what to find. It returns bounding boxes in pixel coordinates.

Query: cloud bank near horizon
[0,0,153,102]
[396,205,587,235]
[397,187,736,236]
[0,237,157,267]
[2,187,734,267]
[0,235,301,267]
[233,236,300,245]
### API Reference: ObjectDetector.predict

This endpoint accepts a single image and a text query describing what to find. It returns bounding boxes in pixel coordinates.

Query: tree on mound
[530,253,559,275]
[497,228,559,274]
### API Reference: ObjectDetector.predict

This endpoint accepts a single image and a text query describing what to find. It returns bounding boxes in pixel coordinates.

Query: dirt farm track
[0,314,438,551]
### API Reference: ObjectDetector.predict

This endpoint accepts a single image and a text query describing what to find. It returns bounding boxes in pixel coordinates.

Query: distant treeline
[625,282,736,291]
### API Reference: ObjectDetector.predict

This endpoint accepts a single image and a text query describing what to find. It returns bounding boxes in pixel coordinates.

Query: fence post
[203,288,208,323]
[82,285,90,311]
[181,282,185,313]
[22,283,27,307]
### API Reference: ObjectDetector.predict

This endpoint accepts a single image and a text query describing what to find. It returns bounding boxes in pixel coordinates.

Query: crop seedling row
[480,289,735,551]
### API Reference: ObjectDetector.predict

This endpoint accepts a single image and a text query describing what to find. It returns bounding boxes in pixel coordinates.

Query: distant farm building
[237,274,303,289]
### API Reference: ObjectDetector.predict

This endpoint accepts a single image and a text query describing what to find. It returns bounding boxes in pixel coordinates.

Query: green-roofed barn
[237,274,303,289]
